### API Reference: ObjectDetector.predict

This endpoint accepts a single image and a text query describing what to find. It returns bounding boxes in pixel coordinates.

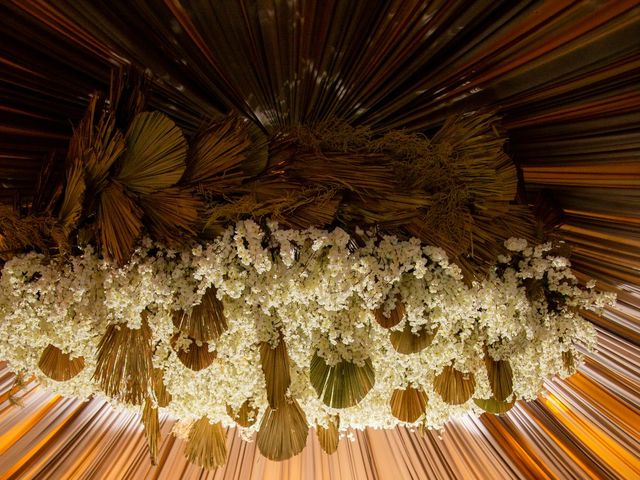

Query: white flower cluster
[0,221,613,433]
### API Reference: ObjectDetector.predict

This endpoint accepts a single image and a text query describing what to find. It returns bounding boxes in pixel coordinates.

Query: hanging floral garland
[0,73,614,467]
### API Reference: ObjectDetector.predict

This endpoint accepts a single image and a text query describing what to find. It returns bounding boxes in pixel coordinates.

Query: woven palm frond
[171,334,217,371]
[433,365,476,405]
[316,415,340,455]
[38,344,85,382]
[226,399,258,427]
[173,286,227,342]
[142,398,161,465]
[139,187,203,244]
[390,386,428,423]
[374,295,405,329]
[116,111,187,194]
[152,368,172,408]
[260,337,291,409]
[185,417,227,470]
[390,323,438,354]
[473,397,516,415]
[485,353,513,402]
[256,399,308,461]
[310,353,375,408]
[96,181,143,265]
[93,316,153,405]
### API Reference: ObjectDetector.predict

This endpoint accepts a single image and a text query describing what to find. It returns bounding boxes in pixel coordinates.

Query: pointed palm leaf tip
[316,416,340,454]
[38,344,85,382]
[260,338,291,408]
[473,397,515,415]
[257,399,308,461]
[152,368,172,408]
[142,398,160,465]
[485,353,513,402]
[390,386,428,423]
[185,417,227,470]
[173,286,227,342]
[170,334,217,371]
[226,399,258,427]
[390,323,438,354]
[310,353,375,408]
[116,111,187,194]
[93,316,153,405]
[57,160,86,236]
[433,365,476,405]
[374,294,404,328]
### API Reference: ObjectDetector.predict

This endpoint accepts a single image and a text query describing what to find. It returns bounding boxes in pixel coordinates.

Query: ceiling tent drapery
[0,1,639,479]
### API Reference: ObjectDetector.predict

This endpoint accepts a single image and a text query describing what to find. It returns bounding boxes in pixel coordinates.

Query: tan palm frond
[433,365,476,405]
[142,398,161,465]
[57,159,86,235]
[0,207,55,259]
[226,399,258,427]
[310,353,375,408]
[473,397,516,415]
[97,181,143,265]
[185,417,227,470]
[316,416,340,455]
[260,338,291,408]
[93,316,153,405]
[152,368,172,408]
[374,295,405,329]
[257,399,308,461]
[173,286,227,342]
[485,353,513,402]
[390,386,428,423]
[116,111,187,194]
[390,323,438,354]
[170,334,217,371]
[38,344,85,382]
[139,187,202,244]
[563,350,575,372]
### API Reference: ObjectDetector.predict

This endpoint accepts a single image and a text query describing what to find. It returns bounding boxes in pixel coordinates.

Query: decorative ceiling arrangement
[1,1,639,479]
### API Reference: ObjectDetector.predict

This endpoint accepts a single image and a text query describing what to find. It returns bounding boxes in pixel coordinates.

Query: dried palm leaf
[117,111,187,194]
[473,397,516,415]
[485,353,513,402]
[170,334,217,371]
[433,365,476,405]
[316,415,340,455]
[97,181,143,265]
[57,159,85,235]
[260,337,291,409]
[374,295,405,329]
[93,316,153,405]
[185,417,227,470]
[563,350,575,372]
[0,207,54,259]
[390,323,438,354]
[226,399,258,427]
[152,368,172,408]
[390,386,428,423]
[310,353,375,408]
[257,399,308,461]
[38,344,85,381]
[142,398,160,465]
[173,286,227,342]
[139,187,202,244]
[242,122,269,176]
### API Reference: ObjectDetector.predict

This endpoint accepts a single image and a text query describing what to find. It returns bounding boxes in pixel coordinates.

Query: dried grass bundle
[171,334,217,371]
[473,397,515,415]
[152,368,172,407]
[93,317,153,405]
[374,295,404,328]
[260,338,291,408]
[485,353,513,402]
[173,286,227,342]
[185,417,227,470]
[390,323,438,354]
[38,344,85,381]
[433,365,476,405]
[390,386,428,423]
[310,353,375,408]
[117,111,187,194]
[226,399,258,427]
[256,399,308,461]
[316,415,340,454]
[0,207,54,259]
[139,187,203,244]
[142,398,160,465]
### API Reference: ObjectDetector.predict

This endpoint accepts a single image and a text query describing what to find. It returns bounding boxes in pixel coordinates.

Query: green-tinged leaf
[310,353,375,408]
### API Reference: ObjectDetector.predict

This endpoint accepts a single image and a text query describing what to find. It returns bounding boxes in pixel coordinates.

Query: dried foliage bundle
[256,399,308,461]
[433,365,476,406]
[185,417,227,470]
[38,344,85,382]
[260,338,292,409]
[390,387,429,423]
[316,416,340,454]
[172,286,228,342]
[310,354,375,408]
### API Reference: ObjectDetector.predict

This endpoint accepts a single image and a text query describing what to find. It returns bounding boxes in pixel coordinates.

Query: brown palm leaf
[260,338,291,409]
[116,111,187,194]
[185,417,227,470]
[390,386,428,423]
[310,353,375,408]
[170,333,217,371]
[97,181,143,265]
[257,399,308,461]
[473,397,516,415]
[152,368,172,408]
[484,353,513,402]
[226,399,259,427]
[433,365,476,405]
[38,344,85,381]
[57,159,86,235]
[93,316,153,405]
[139,187,203,244]
[173,286,227,342]
[316,416,340,455]
[390,323,438,354]
[373,295,405,329]
[563,350,575,372]
[142,398,161,465]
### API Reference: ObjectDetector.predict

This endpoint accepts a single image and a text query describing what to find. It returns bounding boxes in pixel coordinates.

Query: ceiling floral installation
[0,75,613,468]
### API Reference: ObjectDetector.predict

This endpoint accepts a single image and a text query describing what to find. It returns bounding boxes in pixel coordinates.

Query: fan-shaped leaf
[433,365,476,405]
[310,353,375,408]
[390,386,428,423]
[38,344,85,381]
[173,286,227,342]
[185,417,227,470]
[257,399,308,461]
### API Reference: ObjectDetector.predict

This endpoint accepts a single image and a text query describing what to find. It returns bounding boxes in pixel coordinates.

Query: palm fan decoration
[256,399,309,461]
[173,286,227,342]
[170,334,217,371]
[226,399,258,428]
[152,368,172,408]
[484,352,513,402]
[316,416,340,455]
[185,417,227,470]
[142,398,161,465]
[374,295,405,329]
[260,337,292,409]
[433,365,476,406]
[473,397,516,415]
[390,323,439,355]
[37,344,85,382]
[390,386,429,423]
[310,353,375,408]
